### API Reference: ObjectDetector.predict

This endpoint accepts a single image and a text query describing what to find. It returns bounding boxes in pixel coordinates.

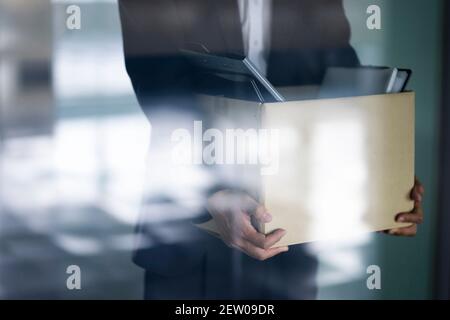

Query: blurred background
[0,0,448,299]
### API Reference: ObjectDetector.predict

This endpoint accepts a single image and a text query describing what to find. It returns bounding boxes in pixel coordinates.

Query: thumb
[239,195,272,224]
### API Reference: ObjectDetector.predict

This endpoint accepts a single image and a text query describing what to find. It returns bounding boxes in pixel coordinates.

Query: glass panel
[0,0,444,299]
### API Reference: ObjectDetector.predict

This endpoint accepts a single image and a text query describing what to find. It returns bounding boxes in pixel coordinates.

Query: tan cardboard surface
[197,92,415,246]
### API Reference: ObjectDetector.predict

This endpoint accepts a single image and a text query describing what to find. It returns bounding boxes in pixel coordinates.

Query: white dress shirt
[238,0,272,76]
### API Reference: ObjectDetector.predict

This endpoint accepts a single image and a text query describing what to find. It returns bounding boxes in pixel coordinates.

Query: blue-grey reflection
[0,0,400,300]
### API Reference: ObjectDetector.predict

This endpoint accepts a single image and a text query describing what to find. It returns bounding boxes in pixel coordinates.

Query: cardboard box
[196,92,415,246]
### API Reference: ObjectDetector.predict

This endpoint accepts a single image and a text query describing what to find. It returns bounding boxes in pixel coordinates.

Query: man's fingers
[239,196,272,224]
[262,229,287,249]
[414,200,424,214]
[396,212,423,224]
[238,194,259,213]
[410,182,424,202]
[262,246,290,260]
[209,191,287,259]
[411,187,422,202]
[385,201,423,237]
[238,240,289,261]
[241,223,267,248]
[415,176,425,195]
[236,194,272,224]
[411,177,425,201]
[383,177,424,238]
[242,222,286,249]
[395,198,423,224]
[252,205,272,223]
[388,224,417,237]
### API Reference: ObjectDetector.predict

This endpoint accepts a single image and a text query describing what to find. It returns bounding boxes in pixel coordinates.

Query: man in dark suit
[118,0,425,299]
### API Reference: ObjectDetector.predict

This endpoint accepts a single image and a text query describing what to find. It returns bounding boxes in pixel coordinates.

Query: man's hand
[386,177,425,236]
[207,190,288,261]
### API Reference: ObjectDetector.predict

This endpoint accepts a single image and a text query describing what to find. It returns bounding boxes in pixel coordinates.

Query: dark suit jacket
[119,0,360,298]
[119,0,359,104]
